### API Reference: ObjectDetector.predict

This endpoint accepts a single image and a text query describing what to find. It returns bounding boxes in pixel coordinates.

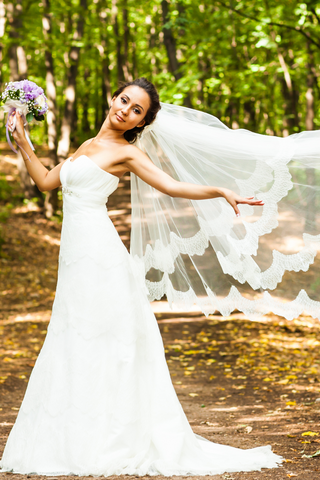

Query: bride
[1,77,289,475]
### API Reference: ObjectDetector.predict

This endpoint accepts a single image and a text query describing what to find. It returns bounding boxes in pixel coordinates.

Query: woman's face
[109,85,151,133]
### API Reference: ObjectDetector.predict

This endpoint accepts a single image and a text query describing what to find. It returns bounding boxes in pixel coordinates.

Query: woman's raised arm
[8,111,65,192]
[125,144,264,217]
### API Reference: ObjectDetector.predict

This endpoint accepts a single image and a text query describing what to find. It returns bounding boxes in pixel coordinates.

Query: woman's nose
[121,105,129,115]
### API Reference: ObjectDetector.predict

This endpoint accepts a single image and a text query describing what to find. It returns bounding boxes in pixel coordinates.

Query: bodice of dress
[60,155,119,211]
[58,155,127,268]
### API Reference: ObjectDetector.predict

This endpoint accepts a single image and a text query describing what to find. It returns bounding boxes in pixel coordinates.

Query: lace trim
[217,233,320,291]
[143,229,209,275]
[136,226,320,293]
[233,140,295,256]
[145,274,320,321]
[260,233,320,289]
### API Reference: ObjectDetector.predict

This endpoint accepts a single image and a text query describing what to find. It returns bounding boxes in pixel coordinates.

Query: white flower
[35,94,46,108]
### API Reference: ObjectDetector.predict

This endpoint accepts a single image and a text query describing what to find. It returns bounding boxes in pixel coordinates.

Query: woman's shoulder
[122,142,142,159]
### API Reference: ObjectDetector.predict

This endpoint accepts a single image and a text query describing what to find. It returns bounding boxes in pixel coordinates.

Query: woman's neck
[95,116,126,144]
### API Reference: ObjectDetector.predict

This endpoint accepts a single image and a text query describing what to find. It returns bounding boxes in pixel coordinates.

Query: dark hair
[112,77,161,143]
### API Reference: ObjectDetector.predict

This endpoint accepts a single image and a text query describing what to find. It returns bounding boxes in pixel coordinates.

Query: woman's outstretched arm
[125,145,264,217]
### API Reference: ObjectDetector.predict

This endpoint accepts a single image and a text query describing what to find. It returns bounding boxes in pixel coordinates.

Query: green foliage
[0,176,12,201]
[26,112,34,123]
[0,177,14,252]
[0,0,320,144]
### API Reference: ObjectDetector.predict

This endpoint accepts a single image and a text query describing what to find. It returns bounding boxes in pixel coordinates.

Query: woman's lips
[116,114,125,122]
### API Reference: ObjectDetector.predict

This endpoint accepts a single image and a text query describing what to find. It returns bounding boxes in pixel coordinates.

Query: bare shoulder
[123,143,150,163]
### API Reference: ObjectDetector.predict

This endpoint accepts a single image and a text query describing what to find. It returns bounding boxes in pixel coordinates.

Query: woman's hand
[8,111,26,145]
[220,188,264,216]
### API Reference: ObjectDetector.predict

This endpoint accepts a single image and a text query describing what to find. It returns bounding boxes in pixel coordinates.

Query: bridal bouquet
[0,79,48,154]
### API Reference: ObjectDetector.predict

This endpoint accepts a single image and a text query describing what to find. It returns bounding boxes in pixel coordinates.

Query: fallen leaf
[302,449,320,458]
[302,431,319,437]
[189,393,198,397]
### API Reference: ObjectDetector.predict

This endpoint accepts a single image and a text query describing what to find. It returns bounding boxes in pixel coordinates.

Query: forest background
[1,3,320,475]
[0,0,320,217]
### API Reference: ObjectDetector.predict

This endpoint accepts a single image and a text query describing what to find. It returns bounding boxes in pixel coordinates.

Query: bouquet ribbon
[3,101,35,160]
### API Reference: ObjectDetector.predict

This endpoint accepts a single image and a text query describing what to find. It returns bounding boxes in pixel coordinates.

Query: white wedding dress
[0,155,283,476]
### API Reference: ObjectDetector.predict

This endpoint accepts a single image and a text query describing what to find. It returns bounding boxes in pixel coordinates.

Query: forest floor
[0,151,320,480]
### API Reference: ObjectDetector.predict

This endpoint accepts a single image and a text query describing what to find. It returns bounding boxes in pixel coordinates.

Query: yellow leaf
[287,435,297,438]
[308,367,318,375]
[302,431,319,437]
[189,393,198,397]
[209,375,216,381]
[286,401,296,406]
[278,379,289,385]
[263,377,273,382]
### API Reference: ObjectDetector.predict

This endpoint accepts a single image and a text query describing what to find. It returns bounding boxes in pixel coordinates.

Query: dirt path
[1,153,320,479]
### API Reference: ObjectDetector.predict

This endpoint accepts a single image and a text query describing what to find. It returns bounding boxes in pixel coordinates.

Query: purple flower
[1,79,48,121]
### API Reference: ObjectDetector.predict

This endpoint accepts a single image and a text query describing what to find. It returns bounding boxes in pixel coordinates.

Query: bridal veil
[131,103,320,320]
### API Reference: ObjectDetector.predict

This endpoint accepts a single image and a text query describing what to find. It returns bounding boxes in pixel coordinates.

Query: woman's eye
[121,97,127,103]
[134,109,141,114]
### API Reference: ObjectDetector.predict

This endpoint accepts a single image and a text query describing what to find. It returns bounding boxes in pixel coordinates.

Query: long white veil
[130,103,320,320]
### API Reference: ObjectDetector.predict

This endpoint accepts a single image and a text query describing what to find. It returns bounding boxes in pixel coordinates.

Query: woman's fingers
[231,195,265,216]
[238,196,264,206]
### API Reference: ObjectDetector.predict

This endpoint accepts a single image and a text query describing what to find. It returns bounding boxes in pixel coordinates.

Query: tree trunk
[305,42,317,233]
[42,0,58,218]
[98,3,112,120]
[57,0,87,163]
[112,0,124,85]
[122,0,132,82]
[0,1,6,90]
[82,68,91,134]
[279,61,299,136]
[6,1,42,201]
[161,0,192,108]
[161,0,180,80]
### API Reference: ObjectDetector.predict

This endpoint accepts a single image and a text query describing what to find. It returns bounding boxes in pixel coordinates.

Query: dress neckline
[69,155,120,181]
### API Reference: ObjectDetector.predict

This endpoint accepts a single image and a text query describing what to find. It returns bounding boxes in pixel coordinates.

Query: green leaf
[26,113,34,123]
[302,450,320,458]
[34,114,45,121]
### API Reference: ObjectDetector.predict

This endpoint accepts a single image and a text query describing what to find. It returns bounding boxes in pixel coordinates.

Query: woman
[1,77,284,475]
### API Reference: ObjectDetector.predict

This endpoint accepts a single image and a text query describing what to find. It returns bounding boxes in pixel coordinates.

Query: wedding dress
[0,155,283,476]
